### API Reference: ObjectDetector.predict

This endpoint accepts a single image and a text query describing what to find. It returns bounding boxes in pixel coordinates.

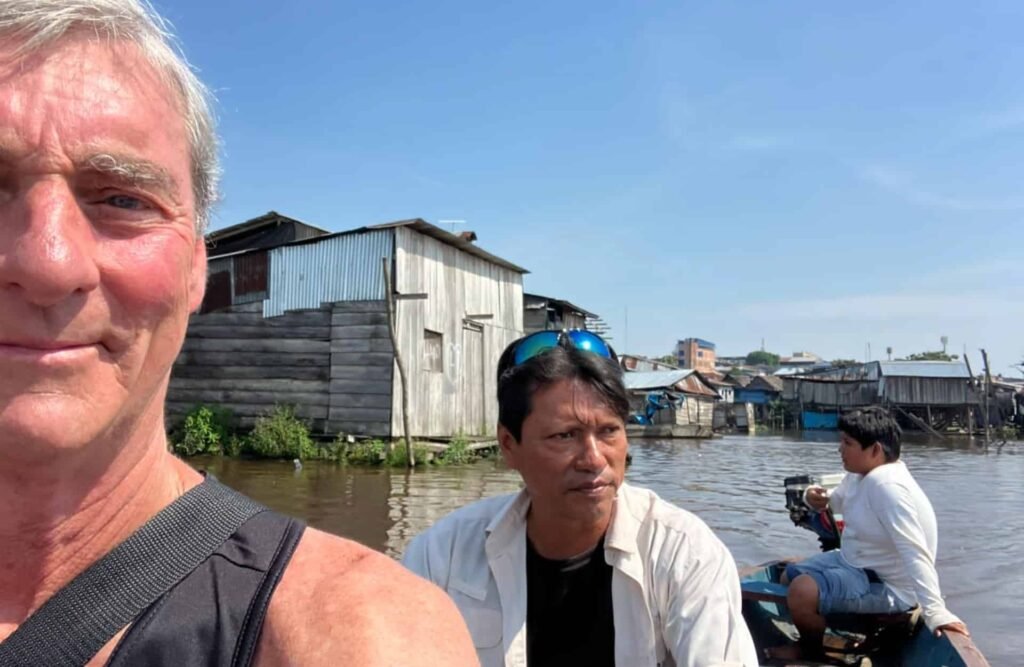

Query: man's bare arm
[255,528,479,666]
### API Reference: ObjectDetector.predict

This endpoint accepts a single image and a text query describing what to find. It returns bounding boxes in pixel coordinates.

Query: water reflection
[195,434,1024,664]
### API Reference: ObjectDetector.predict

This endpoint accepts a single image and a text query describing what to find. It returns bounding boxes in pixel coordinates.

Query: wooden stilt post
[383,257,414,467]
[981,349,992,451]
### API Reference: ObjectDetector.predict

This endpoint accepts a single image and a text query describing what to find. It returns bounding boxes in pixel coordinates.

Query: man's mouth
[572,480,611,495]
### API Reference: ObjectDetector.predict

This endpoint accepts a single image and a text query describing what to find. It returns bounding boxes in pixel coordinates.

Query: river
[197,433,1023,664]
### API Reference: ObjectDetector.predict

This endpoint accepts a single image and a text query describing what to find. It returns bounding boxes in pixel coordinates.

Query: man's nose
[576,431,607,471]
[0,180,101,307]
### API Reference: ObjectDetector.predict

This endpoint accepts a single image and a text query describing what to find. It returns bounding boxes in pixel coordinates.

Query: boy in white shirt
[781,406,969,658]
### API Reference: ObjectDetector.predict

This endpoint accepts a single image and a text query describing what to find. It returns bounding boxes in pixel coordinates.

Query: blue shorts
[785,551,912,616]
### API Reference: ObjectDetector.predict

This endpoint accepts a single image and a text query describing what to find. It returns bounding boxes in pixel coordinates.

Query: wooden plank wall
[392,227,524,437]
[328,301,394,437]
[168,301,332,431]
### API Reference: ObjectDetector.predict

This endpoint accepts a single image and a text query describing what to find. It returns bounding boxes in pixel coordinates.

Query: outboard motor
[784,473,845,552]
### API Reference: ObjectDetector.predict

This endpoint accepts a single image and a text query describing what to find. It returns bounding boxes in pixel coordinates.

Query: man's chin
[0,395,111,462]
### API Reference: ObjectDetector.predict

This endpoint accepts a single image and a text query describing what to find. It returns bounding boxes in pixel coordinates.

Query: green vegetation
[438,434,473,465]
[900,350,959,361]
[170,405,484,466]
[342,438,388,465]
[171,405,235,456]
[245,405,319,460]
[657,354,678,366]
[745,350,780,367]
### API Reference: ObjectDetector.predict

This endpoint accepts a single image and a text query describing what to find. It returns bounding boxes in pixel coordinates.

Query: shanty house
[169,213,526,438]
[622,370,720,437]
[734,375,783,405]
[783,361,978,431]
[523,293,596,334]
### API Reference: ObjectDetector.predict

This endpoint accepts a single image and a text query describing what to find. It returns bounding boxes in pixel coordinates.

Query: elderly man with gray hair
[0,2,477,665]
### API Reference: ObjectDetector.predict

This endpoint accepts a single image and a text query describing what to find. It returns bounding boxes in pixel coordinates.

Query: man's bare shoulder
[255,527,479,667]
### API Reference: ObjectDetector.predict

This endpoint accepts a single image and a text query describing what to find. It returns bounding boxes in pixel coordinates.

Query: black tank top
[105,509,305,667]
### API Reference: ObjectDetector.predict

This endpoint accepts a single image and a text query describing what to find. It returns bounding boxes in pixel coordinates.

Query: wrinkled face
[0,39,206,459]
[500,378,629,527]
[838,432,879,474]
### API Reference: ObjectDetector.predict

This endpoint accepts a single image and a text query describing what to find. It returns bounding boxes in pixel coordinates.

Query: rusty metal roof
[623,370,720,398]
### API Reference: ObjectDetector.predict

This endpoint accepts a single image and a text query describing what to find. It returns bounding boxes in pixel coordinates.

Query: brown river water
[196,433,1024,664]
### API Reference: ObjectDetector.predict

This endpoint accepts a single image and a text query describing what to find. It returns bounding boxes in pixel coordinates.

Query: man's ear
[187,235,208,313]
[498,424,519,471]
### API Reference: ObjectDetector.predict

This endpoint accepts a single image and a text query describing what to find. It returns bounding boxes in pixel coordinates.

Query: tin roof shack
[523,293,596,334]
[170,216,526,439]
[734,375,783,405]
[623,370,719,438]
[783,361,978,433]
[733,375,785,427]
[620,355,679,372]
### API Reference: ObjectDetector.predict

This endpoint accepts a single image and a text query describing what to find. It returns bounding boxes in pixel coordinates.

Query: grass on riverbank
[169,404,487,467]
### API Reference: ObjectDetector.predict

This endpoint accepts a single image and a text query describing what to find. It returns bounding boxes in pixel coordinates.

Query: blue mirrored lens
[513,331,561,365]
[567,330,612,358]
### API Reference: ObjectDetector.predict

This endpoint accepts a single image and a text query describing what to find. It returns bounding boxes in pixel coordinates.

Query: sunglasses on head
[510,329,616,367]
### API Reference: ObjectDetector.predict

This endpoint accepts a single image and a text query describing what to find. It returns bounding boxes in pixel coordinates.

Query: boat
[740,475,990,666]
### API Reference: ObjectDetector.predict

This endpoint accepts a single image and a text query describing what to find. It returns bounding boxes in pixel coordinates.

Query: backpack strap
[0,476,265,667]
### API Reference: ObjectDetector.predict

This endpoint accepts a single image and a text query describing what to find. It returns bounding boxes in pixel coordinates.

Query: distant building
[523,293,596,334]
[622,369,720,437]
[676,338,717,372]
[620,355,678,372]
[171,213,527,439]
[779,351,824,369]
[716,355,748,369]
[781,361,981,432]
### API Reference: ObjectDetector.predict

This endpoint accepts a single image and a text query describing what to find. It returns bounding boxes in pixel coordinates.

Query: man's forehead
[0,36,192,206]
[536,379,616,419]
[0,37,180,123]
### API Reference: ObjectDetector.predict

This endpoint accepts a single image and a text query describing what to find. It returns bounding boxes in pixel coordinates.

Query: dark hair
[838,406,902,462]
[496,342,630,442]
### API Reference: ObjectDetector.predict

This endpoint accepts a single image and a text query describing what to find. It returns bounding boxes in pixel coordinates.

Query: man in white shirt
[402,330,758,667]
[783,406,969,657]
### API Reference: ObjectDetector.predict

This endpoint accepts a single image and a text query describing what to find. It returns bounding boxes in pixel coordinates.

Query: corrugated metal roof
[365,219,528,274]
[523,293,598,318]
[623,370,720,398]
[623,370,695,390]
[206,216,528,275]
[264,229,392,317]
[877,361,970,378]
[206,211,330,251]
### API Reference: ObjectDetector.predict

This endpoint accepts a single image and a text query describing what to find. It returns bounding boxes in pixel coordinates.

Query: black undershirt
[526,534,615,667]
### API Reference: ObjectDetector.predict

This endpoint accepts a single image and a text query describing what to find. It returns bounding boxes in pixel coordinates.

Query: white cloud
[721,134,791,152]
[735,291,1012,322]
[860,164,1024,212]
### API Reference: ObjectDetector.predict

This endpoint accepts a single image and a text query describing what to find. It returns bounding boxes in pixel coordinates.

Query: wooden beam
[893,405,945,440]
[181,338,330,354]
[174,351,328,367]
[172,365,329,381]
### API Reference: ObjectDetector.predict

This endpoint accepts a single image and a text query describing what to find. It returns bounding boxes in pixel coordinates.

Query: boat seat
[825,606,922,641]
[742,580,922,661]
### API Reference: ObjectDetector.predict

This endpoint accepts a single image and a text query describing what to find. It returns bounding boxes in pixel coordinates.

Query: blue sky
[164,0,1021,374]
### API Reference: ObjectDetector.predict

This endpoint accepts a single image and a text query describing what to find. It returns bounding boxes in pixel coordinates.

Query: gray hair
[0,0,219,234]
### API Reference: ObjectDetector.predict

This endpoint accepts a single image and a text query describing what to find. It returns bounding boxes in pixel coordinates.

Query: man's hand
[935,621,969,637]
[805,485,830,511]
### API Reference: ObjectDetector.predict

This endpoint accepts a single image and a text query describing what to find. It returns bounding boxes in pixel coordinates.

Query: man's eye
[104,194,149,210]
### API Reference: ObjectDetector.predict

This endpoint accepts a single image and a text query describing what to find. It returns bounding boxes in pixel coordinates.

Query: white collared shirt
[829,462,961,631]
[401,483,759,667]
